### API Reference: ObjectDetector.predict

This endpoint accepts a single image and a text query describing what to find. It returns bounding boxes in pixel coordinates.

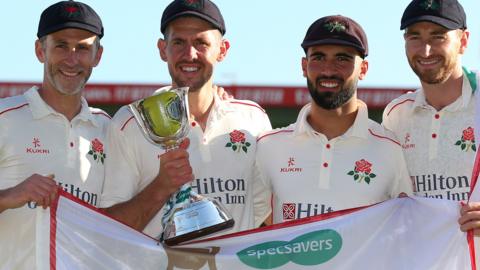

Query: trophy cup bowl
[129,87,234,246]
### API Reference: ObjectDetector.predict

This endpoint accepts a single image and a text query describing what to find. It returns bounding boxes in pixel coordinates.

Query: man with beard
[254,15,413,225]
[382,0,480,235]
[100,0,271,240]
[0,1,109,268]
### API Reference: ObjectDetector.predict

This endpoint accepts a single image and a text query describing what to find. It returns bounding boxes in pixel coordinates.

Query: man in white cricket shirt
[382,0,480,235]
[0,1,109,269]
[255,15,413,225]
[100,0,271,239]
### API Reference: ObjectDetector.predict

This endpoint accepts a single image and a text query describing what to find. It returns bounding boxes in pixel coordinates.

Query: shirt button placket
[318,142,332,189]
[66,120,77,167]
[429,112,441,160]
[192,121,211,162]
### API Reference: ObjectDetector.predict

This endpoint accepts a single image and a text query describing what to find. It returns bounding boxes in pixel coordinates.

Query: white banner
[36,190,475,270]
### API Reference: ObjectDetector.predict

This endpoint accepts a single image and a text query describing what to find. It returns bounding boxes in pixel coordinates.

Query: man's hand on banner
[458,202,480,236]
[0,174,57,212]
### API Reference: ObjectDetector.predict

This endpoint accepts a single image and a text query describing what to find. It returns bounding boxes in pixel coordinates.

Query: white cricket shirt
[0,87,110,269]
[383,74,476,201]
[100,87,272,239]
[255,101,413,224]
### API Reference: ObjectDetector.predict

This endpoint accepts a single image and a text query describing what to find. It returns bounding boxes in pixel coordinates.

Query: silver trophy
[129,87,234,246]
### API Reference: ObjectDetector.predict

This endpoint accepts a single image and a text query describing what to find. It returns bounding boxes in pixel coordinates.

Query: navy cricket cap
[37,1,104,39]
[161,0,226,35]
[400,0,466,30]
[301,15,368,58]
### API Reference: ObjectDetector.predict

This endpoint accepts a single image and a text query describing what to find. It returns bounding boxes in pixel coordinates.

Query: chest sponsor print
[280,157,303,173]
[26,137,50,154]
[191,177,246,205]
[282,203,296,220]
[402,132,415,150]
[28,182,99,208]
[282,202,334,221]
[413,174,470,201]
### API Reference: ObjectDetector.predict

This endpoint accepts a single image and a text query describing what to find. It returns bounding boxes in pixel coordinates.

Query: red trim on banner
[185,201,374,245]
[467,230,476,270]
[469,150,480,202]
[270,194,274,225]
[52,187,378,247]
[466,150,480,269]
[50,188,60,270]
[55,189,160,242]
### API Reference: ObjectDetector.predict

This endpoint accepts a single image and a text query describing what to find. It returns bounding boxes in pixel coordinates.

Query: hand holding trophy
[129,87,234,245]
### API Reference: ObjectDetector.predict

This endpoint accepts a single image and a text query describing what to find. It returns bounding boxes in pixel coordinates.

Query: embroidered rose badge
[88,138,106,164]
[347,159,376,184]
[183,0,201,8]
[455,127,476,152]
[225,130,251,153]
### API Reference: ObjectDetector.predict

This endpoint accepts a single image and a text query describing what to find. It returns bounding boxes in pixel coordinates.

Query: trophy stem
[162,184,192,226]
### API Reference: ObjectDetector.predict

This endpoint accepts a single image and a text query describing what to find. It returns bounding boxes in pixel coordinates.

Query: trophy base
[164,218,234,246]
[162,197,235,246]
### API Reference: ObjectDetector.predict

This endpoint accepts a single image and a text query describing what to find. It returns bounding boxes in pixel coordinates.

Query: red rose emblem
[230,130,246,143]
[92,138,104,153]
[355,159,372,174]
[462,127,475,141]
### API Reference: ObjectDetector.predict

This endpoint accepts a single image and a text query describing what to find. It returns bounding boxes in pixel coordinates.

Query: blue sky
[1,1,479,89]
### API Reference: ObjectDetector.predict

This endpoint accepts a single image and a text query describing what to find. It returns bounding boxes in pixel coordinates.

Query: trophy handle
[162,184,191,224]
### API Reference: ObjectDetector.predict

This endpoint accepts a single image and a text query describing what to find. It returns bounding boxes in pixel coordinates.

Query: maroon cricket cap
[161,0,225,35]
[301,15,368,58]
[37,1,104,39]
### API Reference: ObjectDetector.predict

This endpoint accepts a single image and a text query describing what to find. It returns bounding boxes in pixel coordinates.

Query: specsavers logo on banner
[237,229,342,269]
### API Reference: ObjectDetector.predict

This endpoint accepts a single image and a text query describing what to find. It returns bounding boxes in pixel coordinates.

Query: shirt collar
[293,100,370,140]
[24,86,99,126]
[412,73,474,111]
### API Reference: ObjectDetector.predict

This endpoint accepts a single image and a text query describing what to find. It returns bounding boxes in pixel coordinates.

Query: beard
[45,64,90,96]
[307,76,356,110]
[408,54,457,85]
[171,62,213,93]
